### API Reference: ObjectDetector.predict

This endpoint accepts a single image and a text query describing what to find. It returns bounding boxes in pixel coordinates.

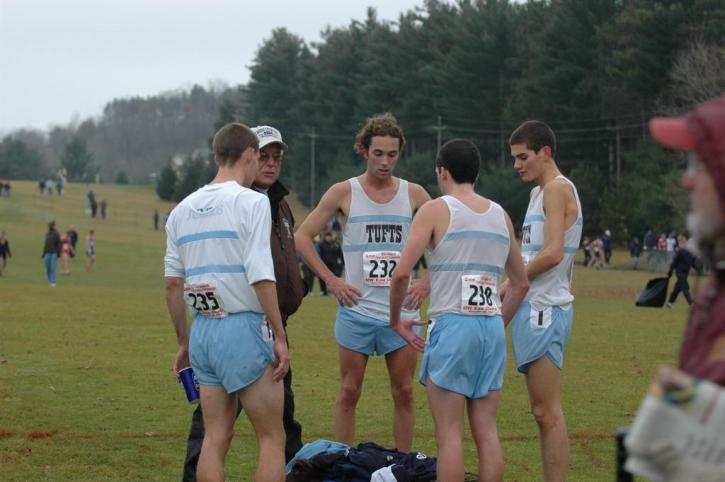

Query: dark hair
[354,113,406,156]
[509,120,556,156]
[436,139,480,184]
[212,123,259,166]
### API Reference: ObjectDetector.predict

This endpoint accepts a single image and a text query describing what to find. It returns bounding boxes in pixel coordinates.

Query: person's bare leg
[468,391,503,482]
[426,378,466,481]
[334,346,368,445]
[238,366,285,482]
[526,357,569,482]
[384,345,417,451]
[197,385,236,482]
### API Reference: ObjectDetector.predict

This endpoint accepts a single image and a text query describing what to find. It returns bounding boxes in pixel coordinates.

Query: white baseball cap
[252,125,288,151]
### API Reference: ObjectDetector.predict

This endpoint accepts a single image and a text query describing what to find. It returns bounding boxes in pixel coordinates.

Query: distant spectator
[318,231,343,296]
[45,178,54,196]
[582,236,592,267]
[602,229,612,265]
[643,229,656,265]
[0,231,10,276]
[67,225,79,256]
[60,230,74,275]
[591,237,604,270]
[38,178,45,195]
[655,232,668,271]
[630,235,642,270]
[412,254,427,279]
[665,235,698,308]
[85,230,96,272]
[42,221,61,287]
[666,232,677,265]
[331,215,342,234]
[0,181,10,197]
[100,199,107,219]
[91,200,98,218]
[87,190,96,214]
[57,168,66,195]
[153,209,159,230]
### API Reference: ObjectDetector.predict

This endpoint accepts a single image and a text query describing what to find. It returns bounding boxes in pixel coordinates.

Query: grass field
[0,180,696,481]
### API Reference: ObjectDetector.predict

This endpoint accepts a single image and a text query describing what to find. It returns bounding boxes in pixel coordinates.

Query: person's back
[164,122,289,482]
[389,138,528,481]
[427,196,510,320]
[167,182,270,315]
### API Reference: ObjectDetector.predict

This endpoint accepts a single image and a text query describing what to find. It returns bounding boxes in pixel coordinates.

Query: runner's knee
[530,401,562,429]
[338,382,362,406]
[390,381,414,407]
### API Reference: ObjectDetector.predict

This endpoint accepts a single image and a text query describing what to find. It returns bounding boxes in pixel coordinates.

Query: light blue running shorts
[189,311,275,393]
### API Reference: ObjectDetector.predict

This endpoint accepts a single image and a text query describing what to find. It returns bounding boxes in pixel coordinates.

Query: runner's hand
[272,337,290,382]
[327,276,362,307]
[173,344,190,377]
[403,278,429,310]
[392,319,427,352]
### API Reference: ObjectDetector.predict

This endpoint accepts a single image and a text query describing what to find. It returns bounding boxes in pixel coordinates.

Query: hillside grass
[0,180,694,481]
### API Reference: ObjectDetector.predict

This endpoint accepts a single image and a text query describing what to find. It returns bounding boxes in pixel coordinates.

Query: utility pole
[309,127,317,205]
[616,124,621,186]
[433,116,445,152]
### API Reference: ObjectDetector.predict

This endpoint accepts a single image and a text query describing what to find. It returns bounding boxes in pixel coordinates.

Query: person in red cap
[649,95,725,386]
[620,96,725,481]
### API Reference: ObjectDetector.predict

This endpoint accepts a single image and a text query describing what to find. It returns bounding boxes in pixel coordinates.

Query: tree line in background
[2,0,724,239]
[0,83,240,184]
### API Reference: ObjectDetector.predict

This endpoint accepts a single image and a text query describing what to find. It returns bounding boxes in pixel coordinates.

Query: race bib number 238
[461,274,499,315]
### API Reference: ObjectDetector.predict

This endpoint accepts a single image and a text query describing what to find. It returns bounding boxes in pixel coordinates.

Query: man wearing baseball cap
[181,125,306,481]
[649,95,725,385]
[621,96,725,481]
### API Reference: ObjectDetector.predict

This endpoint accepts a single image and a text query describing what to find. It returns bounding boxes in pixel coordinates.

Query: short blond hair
[212,123,259,166]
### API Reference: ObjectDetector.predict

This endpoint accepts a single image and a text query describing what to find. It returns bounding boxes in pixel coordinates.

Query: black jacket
[256,181,306,322]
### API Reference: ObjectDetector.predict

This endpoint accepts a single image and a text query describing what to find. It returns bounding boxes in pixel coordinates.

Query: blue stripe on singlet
[521,244,542,253]
[443,231,509,245]
[523,215,545,223]
[429,263,502,275]
[347,215,411,224]
[343,243,402,252]
[177,230,239,245]
[185,264,246,277]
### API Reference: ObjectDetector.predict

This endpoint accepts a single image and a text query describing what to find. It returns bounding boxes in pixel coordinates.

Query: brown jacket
[256,181,306,323]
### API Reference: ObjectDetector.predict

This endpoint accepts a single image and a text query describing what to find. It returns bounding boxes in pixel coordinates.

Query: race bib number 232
[363,251,400,287]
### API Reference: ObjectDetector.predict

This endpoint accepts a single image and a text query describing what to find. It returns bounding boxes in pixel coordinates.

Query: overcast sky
[0,0,430,134]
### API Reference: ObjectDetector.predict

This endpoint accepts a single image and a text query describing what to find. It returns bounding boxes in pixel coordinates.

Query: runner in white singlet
[390,139,528,481]
[294,113,431,451]
[503,120,583,482]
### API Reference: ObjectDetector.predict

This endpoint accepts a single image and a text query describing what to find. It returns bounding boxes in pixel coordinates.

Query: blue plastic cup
[178,367,200,404]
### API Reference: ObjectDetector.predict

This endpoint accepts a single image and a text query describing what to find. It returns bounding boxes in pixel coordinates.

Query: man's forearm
[165,279,189,345]
[389,273,410,328]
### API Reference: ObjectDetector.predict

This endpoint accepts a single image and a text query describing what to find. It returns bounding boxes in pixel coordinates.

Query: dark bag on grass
[635,277,669,307]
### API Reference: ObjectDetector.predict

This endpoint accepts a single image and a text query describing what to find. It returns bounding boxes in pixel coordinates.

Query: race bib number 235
[184,283,226,318]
